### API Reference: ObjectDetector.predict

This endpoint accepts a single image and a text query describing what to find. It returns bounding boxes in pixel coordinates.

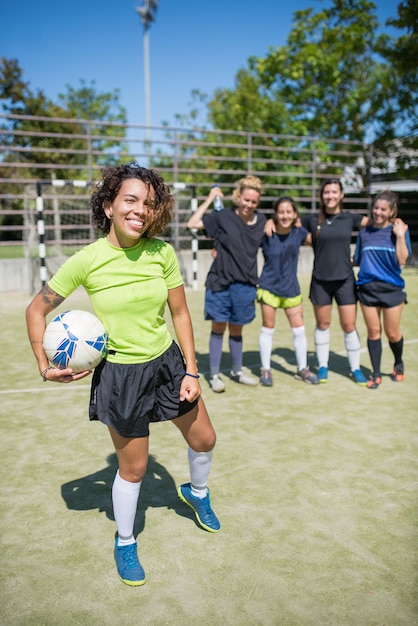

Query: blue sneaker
[114,540,145,586]
[177,483,221,533]
[318,366,328,383]
[351,369,367,386]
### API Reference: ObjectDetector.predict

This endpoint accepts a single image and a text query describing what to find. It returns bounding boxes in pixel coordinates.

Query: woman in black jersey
[187,176,266,393]
[303,178,369,384]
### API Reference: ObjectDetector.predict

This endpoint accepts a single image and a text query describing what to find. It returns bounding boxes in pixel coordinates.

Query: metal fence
[1,113,417,261]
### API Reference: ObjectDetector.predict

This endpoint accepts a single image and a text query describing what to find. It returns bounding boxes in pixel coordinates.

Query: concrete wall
[0,258,36,294]
[0,248,315,295]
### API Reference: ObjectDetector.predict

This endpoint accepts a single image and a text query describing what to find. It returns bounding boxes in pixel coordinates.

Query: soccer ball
[43,310,108,373]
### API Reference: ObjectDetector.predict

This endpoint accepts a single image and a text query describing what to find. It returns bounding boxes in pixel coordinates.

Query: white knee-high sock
[188,447,213,498]
[345,330,361,372]
[112,470,141,545]
[292,325,307,371]
[259,326,275,370]
[314,327,330,368]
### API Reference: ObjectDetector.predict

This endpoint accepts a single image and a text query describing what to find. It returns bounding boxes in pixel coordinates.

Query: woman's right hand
[42,367,92,383]
[264,218,276,237]
[208,186,223,202]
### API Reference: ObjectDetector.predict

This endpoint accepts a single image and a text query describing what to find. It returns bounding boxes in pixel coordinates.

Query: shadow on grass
[61,453,200,536]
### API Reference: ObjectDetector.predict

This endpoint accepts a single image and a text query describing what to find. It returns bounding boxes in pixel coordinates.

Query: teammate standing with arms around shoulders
[187,176,266,393]
[257,196,318,386]
[354,190,411,389]
[265,177,369,384]
[302,178,369,384]
[26,163,220,588]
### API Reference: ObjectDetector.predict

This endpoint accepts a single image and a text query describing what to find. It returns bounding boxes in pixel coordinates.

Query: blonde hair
[232,175,263,205]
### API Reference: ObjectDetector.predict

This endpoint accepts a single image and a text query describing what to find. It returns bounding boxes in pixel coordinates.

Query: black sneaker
[260,369,273,386]
[390,362,404,382]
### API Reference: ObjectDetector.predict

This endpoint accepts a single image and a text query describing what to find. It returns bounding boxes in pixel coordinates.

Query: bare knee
[317,323,330,331]
[202,429,217,452]
[386,331,402,344]
[190,426,217,453]
[118,459,148,483]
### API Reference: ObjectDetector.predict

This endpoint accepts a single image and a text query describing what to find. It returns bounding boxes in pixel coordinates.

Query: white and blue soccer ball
[43,310,108,373]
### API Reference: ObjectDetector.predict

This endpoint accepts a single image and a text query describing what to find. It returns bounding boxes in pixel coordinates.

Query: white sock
[314,327,330,368]
[345,330,361,372]
[259,326,275,370]
[188,448,213,498]
[292,325,307,371]
[112,470,141,546]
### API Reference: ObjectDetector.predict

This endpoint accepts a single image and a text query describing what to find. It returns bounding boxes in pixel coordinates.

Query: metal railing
[1,113,416,254]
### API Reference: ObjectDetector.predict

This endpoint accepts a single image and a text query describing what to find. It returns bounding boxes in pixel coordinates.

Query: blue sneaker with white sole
[177,483,221,533]
[114,540,145,586]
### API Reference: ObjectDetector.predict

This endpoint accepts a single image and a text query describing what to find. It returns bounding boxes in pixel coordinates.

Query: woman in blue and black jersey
[354,190,411,389]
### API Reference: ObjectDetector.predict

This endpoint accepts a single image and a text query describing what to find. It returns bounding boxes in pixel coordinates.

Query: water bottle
[213,186,224,212]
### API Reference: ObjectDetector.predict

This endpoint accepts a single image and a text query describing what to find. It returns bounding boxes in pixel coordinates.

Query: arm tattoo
[40,284,65,308]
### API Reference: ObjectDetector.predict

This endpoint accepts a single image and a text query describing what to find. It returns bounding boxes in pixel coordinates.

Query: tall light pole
[135,1,159,144]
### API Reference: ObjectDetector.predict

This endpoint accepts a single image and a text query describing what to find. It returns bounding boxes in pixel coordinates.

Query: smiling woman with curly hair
[26,162,221,588]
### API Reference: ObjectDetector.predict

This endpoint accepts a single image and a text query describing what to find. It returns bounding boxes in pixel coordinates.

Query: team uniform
[48,236,198,437]
[202,208,266,324]
[257,226,318,385]
[257,226,308,305]
[302,211,364,305]
[354,223,412,307]
[302,210,367,385]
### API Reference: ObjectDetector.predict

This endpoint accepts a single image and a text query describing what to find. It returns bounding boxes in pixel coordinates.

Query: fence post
[189,185,198,290]
[35,179,89,287]
[36,182,47,287]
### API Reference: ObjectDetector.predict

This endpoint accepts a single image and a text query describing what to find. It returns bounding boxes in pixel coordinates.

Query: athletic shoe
[260,369,273,386]
[114,540,145,586]
[367,373,382,389]
[390,362,404,382]
[295,368,319,385]
[177,483,221,533]
[230,370,258,386]
[351,369,368,386]
[317,366,328,383]
[210,374,225,393]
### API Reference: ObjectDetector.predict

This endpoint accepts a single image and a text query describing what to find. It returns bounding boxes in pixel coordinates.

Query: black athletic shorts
[309,273,357,306]
[356,280,407,308]
[88,341,198,438]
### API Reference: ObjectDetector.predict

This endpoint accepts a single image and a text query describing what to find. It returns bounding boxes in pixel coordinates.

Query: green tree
[0,58,129,243]
[371,0,418,177]
[0,57,128,181]
[176,0,416,188]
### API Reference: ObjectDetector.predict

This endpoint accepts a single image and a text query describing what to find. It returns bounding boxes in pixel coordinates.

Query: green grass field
[1,270,417,625]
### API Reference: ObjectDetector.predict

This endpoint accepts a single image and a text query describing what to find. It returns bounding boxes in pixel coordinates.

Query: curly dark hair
[90,162,174,237]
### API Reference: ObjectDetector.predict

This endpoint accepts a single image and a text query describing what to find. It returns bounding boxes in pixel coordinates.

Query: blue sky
[2,0,399,129]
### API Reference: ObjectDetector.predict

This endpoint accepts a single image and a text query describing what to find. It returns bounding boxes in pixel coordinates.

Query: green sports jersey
[48,237,183,364]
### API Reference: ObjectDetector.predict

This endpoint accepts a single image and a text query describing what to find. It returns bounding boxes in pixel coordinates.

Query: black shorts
[356,280,407,308]
[88,342,198,438]
[309,274,357,306]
